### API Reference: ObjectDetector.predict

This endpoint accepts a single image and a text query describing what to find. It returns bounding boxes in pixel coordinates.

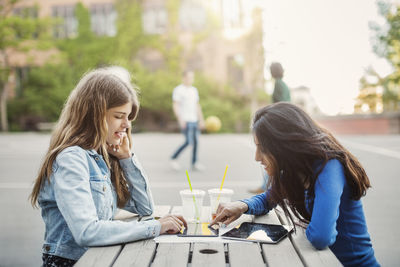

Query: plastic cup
[179,189,205,222]
[208,188,234,220]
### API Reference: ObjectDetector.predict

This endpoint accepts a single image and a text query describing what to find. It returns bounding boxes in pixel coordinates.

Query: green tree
[7,0,252,132]
[0,0,53,131]
[6,2,113,130]
[8,64,74,130]
[358,1,400,111]
[195,74,251,132]
[57,3,114,80]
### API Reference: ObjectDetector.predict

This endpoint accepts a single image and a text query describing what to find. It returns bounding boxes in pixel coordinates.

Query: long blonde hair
[30,66,139,208]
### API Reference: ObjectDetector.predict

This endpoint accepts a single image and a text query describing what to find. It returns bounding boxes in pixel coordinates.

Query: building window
[13,6,39,38]
[179,0,206,32]
[90,3,117,37]
[13,6,38,18]
[142,6,168,34]
[52,5,78,39]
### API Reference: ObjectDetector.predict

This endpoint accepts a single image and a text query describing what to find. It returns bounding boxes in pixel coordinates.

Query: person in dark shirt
[249,62,291,194]
[270,62,291,103]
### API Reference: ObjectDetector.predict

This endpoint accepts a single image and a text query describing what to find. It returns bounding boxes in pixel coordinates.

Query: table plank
[228,242,265,267]
[114,209,139,221]
[170,206,182,215]
[76,213,143,266]
[74,245,122,267]
[290,229,342,267]
[140,205,171,221]
[153,205,171,218]
[255,210,303,267]
[274,207,342,267]
[152,243,190,267]
[254,210,281,224]
[191,243,226,267]
[78,206,339,267]
[113,239,156,267]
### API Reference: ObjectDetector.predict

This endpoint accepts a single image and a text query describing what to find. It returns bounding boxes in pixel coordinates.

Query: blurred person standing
[271,62,291,103]
[250,62,291,194]
[170,70,205,171]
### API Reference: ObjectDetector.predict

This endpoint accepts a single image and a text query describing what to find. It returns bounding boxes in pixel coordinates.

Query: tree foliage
[7,0,251,132]
[8,64,74,130]
[357,1,400,112]
[0,0,53,131]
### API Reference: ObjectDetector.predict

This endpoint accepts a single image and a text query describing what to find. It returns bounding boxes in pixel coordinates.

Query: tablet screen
[178,222,219,237]
[221,222,291,243]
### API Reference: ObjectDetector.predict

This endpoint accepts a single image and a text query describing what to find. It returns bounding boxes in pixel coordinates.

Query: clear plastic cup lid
[179,189,205,197]
[208,188,234,196]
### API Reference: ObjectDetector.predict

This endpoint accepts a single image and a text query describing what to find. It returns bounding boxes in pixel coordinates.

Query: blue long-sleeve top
[241,159,379,267]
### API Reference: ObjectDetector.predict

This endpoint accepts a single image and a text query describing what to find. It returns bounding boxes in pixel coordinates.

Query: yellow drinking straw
[217,165,229,202]
[186,170,200,222]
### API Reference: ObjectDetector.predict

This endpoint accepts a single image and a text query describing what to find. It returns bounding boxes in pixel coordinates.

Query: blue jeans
[171,122,199,165]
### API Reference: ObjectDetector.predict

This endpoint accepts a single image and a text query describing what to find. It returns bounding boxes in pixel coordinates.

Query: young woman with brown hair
[211,102,379,267]
[30,66,186,266]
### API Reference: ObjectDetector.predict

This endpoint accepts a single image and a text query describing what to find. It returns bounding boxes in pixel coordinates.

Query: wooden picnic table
[76,205,342,267]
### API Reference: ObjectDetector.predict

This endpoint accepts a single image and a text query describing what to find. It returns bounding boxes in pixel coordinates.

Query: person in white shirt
[170,71,205,171]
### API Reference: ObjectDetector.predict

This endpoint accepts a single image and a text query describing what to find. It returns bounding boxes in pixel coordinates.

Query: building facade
[8,0,265,96]
[290,86,321,115]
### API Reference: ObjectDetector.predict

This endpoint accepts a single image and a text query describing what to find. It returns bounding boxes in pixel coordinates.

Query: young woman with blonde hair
[30,66,186,266]
[211,102,379,267]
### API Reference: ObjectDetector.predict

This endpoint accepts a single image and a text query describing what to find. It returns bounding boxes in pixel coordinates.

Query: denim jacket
[38,146,161,260]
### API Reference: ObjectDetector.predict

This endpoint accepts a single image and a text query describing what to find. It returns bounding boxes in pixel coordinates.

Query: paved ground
[0,133,399,266]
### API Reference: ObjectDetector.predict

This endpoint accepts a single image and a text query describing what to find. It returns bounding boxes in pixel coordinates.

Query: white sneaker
[192,162,205,171]
[170,159,181,171]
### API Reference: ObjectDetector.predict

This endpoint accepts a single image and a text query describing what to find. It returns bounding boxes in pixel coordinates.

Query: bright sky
[262,0,394,115]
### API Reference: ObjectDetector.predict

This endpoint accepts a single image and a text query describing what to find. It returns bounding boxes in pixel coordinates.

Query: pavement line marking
[0,182,32,189]
[242,135,400,160]
[341,140,400,160]
[0,181,259,189]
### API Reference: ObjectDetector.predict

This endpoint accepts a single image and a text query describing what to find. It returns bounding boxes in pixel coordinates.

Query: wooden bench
[76,205,342,267]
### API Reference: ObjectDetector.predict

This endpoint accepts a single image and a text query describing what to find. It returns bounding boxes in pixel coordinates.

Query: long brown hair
[252,102,370,224]
[30,66,139,208]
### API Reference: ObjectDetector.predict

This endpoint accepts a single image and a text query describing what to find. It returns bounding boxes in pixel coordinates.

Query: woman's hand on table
[159,215,187,234]
[210,201,248,227]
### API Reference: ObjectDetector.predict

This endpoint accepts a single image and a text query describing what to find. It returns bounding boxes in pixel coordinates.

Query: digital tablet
[177,222,219,237]
[221,222,292,244]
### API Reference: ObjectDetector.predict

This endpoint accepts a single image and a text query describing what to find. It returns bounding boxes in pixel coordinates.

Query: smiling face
[106,102,132,146]
[254,135,275,176]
